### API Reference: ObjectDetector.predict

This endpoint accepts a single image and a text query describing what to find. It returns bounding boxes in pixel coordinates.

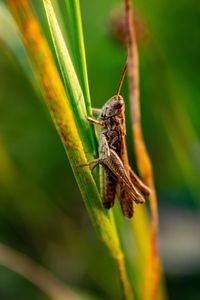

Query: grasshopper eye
[114,98,124,109]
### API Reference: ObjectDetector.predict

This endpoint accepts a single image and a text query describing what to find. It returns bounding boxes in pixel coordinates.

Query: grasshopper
[85,62,150,218]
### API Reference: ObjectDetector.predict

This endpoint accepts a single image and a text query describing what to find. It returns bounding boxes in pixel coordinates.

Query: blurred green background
[0,0,200,299]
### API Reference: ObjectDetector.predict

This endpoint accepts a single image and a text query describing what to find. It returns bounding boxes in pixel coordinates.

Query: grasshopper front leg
[92,108,101,116]
[87,116,103,126]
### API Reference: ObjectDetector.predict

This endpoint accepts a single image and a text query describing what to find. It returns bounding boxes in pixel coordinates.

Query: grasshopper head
[101,95,124,118]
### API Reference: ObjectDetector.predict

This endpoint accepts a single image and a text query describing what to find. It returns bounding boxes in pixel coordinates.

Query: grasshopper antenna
[116,59,128,98]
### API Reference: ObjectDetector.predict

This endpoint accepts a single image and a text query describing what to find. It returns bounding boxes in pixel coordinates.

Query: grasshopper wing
[119,187,134,218]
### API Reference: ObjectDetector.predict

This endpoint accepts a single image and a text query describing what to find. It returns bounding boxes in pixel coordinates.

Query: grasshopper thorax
[100,95,124,119]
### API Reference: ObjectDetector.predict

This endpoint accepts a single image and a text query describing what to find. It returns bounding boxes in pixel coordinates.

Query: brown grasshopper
[85,63,150,218]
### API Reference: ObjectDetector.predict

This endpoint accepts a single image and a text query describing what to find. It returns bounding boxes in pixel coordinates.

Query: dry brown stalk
[124,0,162,299]
[0,243,77,300]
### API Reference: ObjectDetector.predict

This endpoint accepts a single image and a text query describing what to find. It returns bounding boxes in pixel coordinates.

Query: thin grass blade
[0,3,33,82]
[64,0,91,116]
[42,0,94,154]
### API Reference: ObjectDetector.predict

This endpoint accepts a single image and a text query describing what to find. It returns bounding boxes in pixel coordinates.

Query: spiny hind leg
[100,134,111,159]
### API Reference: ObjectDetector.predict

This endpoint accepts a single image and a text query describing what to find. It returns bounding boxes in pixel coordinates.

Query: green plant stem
[116,254,135,300]
[7,1,134,298]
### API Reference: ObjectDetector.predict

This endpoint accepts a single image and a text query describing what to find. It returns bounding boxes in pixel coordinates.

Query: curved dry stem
[124,0,162,299]
[0,243,80,300]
